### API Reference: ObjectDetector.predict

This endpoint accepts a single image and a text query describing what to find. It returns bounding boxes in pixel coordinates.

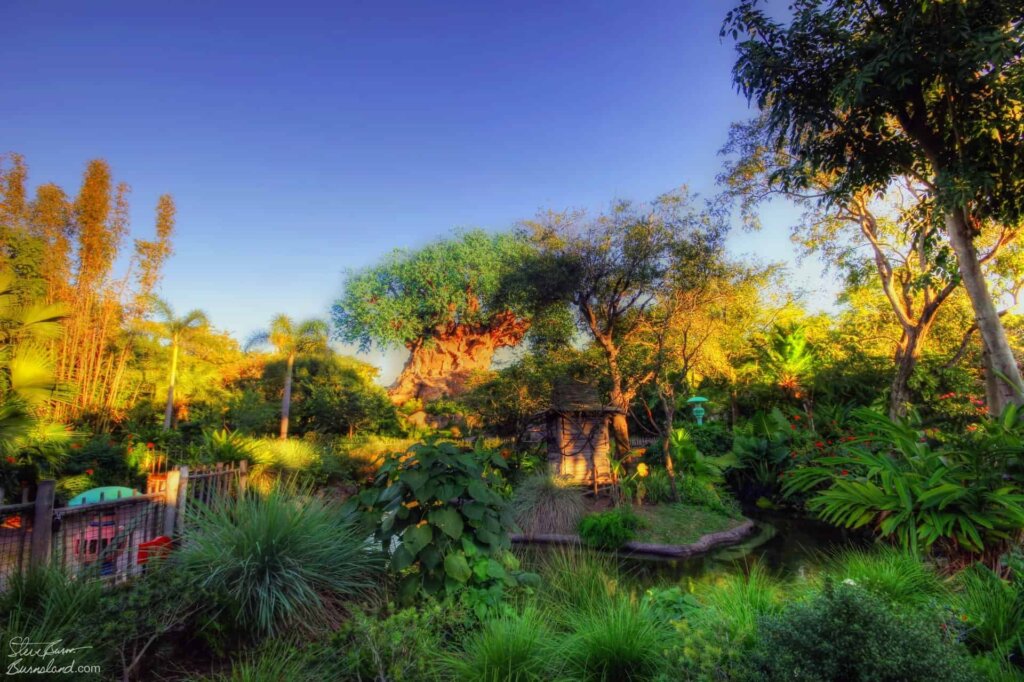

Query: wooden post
[175,466,189,534]
[163,468,181,537]
[29,480,55,568]
[238,460,248,495]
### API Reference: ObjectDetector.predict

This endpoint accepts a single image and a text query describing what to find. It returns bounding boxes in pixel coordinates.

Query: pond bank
[511,516,756,558]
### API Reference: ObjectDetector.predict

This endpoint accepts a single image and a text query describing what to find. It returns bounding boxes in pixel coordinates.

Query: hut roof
[548,379,623,414]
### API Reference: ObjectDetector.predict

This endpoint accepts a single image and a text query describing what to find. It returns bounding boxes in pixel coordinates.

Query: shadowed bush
[745,583,976,681]
[179,484,379,640]
[512,473,586,536]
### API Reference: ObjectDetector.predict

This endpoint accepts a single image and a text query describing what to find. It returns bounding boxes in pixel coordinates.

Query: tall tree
[143,297,210,430]
[333,230,538,404]
[725,0,1024,411]
[525,191,728,458]
[247,315,329,438]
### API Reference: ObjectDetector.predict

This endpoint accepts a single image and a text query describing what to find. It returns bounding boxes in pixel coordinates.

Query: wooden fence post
[29,480,55,568]
[163,468,181,537]
[238,460,248,494]
[175,466,189,534]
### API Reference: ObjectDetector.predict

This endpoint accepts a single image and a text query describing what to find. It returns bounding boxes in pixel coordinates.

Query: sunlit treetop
[333,230,539,350]
[724,0,1024,223]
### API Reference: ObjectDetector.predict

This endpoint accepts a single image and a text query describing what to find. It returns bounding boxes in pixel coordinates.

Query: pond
[517,511,872,588]
[621,510,872,585]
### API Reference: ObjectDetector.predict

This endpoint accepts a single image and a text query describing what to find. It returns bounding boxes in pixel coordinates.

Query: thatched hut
[541,381,622,490]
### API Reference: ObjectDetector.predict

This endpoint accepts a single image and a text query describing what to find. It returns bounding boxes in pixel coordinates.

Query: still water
[621,511,871,585]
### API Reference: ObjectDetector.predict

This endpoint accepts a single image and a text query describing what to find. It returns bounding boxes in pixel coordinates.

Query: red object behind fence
[137,535,173,565]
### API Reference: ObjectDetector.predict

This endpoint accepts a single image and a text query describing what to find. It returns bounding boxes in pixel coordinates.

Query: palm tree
[145,297,210,430]
[0,270,72,501]
[246,315,329,439]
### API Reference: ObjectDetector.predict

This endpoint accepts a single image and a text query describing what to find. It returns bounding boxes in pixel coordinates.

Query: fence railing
[0,461,246,589]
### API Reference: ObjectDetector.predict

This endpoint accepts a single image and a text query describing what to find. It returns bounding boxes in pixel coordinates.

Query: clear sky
[2,0,832,383]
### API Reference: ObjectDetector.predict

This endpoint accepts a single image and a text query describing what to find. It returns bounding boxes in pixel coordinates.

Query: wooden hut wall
[547,412,612,484]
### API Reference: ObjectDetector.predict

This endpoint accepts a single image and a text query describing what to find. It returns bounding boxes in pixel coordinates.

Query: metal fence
[0,461,245,589]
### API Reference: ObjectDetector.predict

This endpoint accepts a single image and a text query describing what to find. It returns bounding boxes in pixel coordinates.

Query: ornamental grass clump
[953,563,1024,662]
[179,484,379,640]
[822,547,947,609]
[559,594,673,681]
[447,606,555,682]
[512,473,586,536]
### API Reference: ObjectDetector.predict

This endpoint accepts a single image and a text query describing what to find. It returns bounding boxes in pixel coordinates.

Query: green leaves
[793,408,1024,557]
[429,508,464,540]
[444,552,472,583]
[361,438,516,602]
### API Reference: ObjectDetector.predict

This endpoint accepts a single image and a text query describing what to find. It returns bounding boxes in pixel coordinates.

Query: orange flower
[636,463,649,478]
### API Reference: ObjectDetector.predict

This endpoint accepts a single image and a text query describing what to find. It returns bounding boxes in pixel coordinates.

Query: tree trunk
[280,352,295,439]
[889,327,925,420]
[945,210,1023,411]
[607,383,632,460]
[162,339,178,430]
[389,311,529,405]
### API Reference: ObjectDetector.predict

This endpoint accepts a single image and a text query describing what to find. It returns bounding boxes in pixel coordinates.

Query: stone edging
[510,518,756,558]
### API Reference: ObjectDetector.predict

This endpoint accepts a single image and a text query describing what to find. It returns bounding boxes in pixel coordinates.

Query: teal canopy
[67,486,140,506]
[686,396,709,404]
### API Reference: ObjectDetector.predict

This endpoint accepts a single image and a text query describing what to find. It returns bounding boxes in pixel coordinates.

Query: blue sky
[2,0,831,383]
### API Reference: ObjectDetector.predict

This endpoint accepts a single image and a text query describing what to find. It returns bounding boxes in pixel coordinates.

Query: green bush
[673,564,783,679]
[689,421,734,456]
[312,604,446,681]
[512,473,586,536]
[678,475,741,517]
[744,583,976,681]
[349,439,527,604]
[560,595,672,681]
[447,606,554,681]
[201,428,256,464]
[578,507,643,550]
[179,484,379,641]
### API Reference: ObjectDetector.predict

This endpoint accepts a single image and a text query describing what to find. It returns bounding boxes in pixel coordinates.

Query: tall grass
[512,474,586,536]
[535,549,623,616]
[178,484,379,640]
[953,563,1024,659]
[821,547,947,608]
[447,606,554,681]
[0,564,102,637]
[199,643,307,682]
[559,594,673,681]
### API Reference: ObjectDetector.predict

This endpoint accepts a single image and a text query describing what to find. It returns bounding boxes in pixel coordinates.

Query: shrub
[953,563,1024,661]
[313,604,446,681]
[577,507,643,550]
[560,595,672,681]
[784,407,1024,562]
[512,474,586,536]
[673,564,783,679]
[677,475,741,517]
[201,428,256,464]
[744,583,976,681]
[823,547,947,609]
[689,421,734,456]
[447,606,554,681]
[179,484,378,641]
[348,439,527,604]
